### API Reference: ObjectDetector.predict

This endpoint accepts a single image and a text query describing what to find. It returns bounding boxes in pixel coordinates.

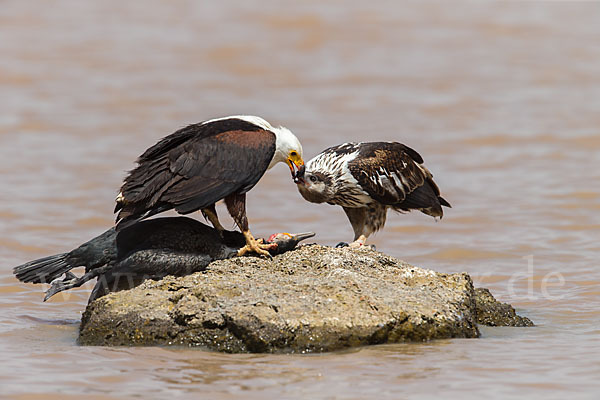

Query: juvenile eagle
[295,142,450,247]
[115,115,304,257]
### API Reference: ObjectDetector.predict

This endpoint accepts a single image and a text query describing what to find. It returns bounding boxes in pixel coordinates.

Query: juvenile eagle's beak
[287,154,304,182]
[293,164,306,184]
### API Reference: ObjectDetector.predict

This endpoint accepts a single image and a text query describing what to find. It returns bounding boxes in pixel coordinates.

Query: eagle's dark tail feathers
[13,253,72,284]
[438,196,452,208]
[395,181,451,219]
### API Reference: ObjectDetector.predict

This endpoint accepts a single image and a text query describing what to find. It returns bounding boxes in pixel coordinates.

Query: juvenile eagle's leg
[343,205,386,248]
[201,203,225,234]
[225,193,275,257]
[342,206,367,247]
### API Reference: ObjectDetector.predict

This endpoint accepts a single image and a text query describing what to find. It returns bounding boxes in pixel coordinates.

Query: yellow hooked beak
[287,152,305,181]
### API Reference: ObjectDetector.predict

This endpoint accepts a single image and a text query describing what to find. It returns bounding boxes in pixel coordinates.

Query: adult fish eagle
[115,115,304,257]
[295,142,450,247]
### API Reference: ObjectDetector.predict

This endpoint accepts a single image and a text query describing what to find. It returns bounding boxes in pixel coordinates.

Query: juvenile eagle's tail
[13,253,72,284]
[395,180,452,219]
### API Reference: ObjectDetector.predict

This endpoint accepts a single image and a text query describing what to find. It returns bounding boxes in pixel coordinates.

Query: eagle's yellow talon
[238,233,276,258]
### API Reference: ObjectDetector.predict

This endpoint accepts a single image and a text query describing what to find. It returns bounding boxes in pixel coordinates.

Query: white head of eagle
[114,115,304,257]
[295,141,451,247]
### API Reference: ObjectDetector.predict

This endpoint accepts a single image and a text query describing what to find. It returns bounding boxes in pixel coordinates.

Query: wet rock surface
[79,245,531,352]
[474,288,534,327]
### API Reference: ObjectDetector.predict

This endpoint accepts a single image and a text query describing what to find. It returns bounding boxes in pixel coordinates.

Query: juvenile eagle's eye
[309,175,318,183]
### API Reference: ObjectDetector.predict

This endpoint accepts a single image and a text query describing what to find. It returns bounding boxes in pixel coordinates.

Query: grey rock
[79,245,530,352]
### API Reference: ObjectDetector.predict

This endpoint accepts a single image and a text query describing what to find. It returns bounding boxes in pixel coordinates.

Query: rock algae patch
[474,288,534,327]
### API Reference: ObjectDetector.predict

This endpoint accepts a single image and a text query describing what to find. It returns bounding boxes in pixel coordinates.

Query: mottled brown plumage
[296,141,450,246]
[348,142,446,215]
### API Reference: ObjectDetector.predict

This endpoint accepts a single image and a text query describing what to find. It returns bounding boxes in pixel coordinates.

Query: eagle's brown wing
[348,142,449,215]
[115,121,276,228]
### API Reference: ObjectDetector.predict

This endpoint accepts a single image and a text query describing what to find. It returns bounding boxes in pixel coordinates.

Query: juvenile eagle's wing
[348,142,449,214]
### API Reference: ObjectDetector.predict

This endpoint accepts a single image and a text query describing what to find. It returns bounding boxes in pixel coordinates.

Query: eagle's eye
[309,175,318,183]
[290,151,297,156]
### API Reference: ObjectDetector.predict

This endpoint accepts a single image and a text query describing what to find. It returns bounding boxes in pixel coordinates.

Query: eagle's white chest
[310,150,372,208]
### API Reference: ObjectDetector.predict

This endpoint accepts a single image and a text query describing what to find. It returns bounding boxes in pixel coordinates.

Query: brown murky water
[1,1,599,399]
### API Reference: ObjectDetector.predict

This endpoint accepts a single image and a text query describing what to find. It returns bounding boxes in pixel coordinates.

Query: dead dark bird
[12,217,314,303]
[296,141,450,247]
[115,115,304,257]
